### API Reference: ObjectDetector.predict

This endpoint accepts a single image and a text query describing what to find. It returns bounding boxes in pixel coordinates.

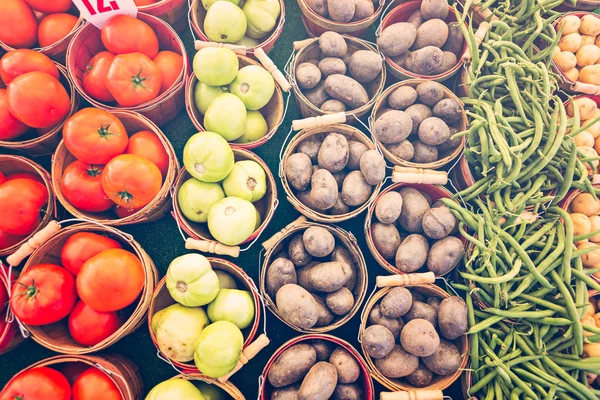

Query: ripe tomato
[72,368,121,400]
[6,172,43,183]
[153,51,184,94]
[61,162,114,213]
[114,205,141,219]
[0,178,47,235]
[7,72,70,129]
[0,229,25,250]
[60,232,122,276]
[0,88,29,141]
[0,367,71,400]
[126,131,169,177]
[135,0,158,5]
[102,154,162,209]
[83,52,115,102]
[105,53,163,107]
[68,300,121,346]
[0,49,59,85]
[101,15,159,59]
[62,108,128,164]
[0,0,38,48]
[37,13,79,48]
[23,0,72,13]
[11,264,77,326]
[57,363,88,385]
[76,248,144,312]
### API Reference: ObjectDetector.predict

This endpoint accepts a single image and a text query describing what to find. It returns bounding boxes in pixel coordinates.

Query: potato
[581,15,600,37]
[427,236,465,275]
[414,19,449,49]
[307,0,328,17]
[559,33,582,53]
[381,286,413,318]
[391,52,411,69]
[372,222,401,259]
[553,51,577,71]
[433,98,462,123]
[326,287,354,316]
[312,293,335,327]
[412,140,439,163]
[398,188,431,232]
[296,62,322,89]
[319,57,347,77]
[418,117,450,146]
[277,284,320,329]
[341,171,372,206]
[324,75,370,109]
[374,110,413,144]
[332,171,348,190]
[347,141,369,170]
[394,234,429,273]
[407,10,424,28]
[410,46,445,75]
[410,289,425,303]
[405,301,437,326]
[401,319,440,357]
[422,340,461,376]
[438,51,457,73]
[319,32,348,57]
[571,213,592,237]
[422,205,457,239]
[328,0,355,23]
[581,64,600,85]
[575,130,595,147]
[297,190,318,209]
[304,81,330,108]
[329,348,360,384]
[387,140,415,160]
[406,363,434,388]
[375,191,403,224]
[437,126,461,152]
[416,81,445,106]
[286,153,313,191]
[558,14,581,35]
[268,343,317,387]
[289,233,313,267]
[577,44,600,67]
[352,0,375,21]
[578,241,600,267]
[420,0,449,20]
[359,149,385,185]
[363,324,395,359]
[311,169,339,210]
[318,133,349,173]
[589,216,600,242]
[272,385,300,400]
[377,22,417,57]
[564,67,580,82]
[349,50,383,83]
[312,340,334,361]
[368,305,405,339]
[579,146,600,173]
[582,35,596,47]
[330,197,350,215]
[438,296,468,340]
[267,257,297,297]
[388,86,417,110]
[572,193,600,216]
[427,296,441,310]
[298,362,338,400]
[406,104,433,134]
[332,384,363,400]
[375,345,419,378]
[303,226,335,257]
[443,22,464,54]
[321,99,346,113]
[303,262,352,292]
[297,138,322,163]
[329,246,357,290]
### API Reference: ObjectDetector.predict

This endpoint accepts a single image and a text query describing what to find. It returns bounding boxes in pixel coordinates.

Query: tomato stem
[17,280,38,299]
[114,190,135,210]
[86,165,102,178]
[131,68,148,91]
[97,123,121,140]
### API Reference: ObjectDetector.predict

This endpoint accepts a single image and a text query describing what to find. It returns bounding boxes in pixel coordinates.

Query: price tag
[72,0,138,29]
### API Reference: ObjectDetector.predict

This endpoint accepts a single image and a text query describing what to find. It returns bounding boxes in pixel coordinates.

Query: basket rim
[171,373,246,399]
[296,0,385,29]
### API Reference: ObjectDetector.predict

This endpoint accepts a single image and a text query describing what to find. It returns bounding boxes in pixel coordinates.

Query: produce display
[554,13,600,84]
[305,0,377,22]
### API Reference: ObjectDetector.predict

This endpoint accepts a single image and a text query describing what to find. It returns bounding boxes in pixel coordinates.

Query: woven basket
[189,0,285,55]
[289,35,386,121]
[259,216,367,333]
[139,0,189,33]
[260,333,375,399]
[17,223,158,354]
[0,63,79,155]
[359,282,469,392]
[370,79,466,169]
[171,374,245,399]
[280,123,383,223]
[148,257,261,372]
[52,110,179,226]
[185,56,284,149]
[0,155,54,257]
[66,13,189,126]
[379,1,467,82]
[0,265,23,355]
[297,0,384,38]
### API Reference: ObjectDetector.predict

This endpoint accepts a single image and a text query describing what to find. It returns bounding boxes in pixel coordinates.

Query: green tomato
[242,0,281,39]
[234,111,268,144]
[194,321,244,378]
[214,270,238,289]
[201,0,240,10]
[204,93,247,141]
[146,379,206,400]
[183,132,234,182]
[151,304,209,363]
[208,197,257,245]
[193,47,239,86]
[195,383,226,400]
[222,160,267,202]
[177,178,225,223]
[194,82,230,115]
[230,65,275,110]
[235,35,260,48]
[204,2,247,44]
[207,289,255,329]
[166,253,220,307]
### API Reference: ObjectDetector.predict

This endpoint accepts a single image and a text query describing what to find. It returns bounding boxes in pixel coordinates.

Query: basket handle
[6,221,62,266]
[293,38,314,51]
[571,81,600,96]
[392,167,448,185]
[462,21,490,63]
[262,216,307,251]
[376,272,435,288]
[185,238,240,258]
[254,48,292,92]
[194,41,247,55]
[217,334,270,383]
[292,113,347,131]
[380,390,445,400]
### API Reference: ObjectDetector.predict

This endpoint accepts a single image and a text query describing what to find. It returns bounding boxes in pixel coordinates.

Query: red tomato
[0,367,71,400]
[62,108,128,164]
[83,52,115,103]
[60,232,122,276]
[105,53,163,107]
[6,172,43,183]
[24,0,72,13]
[0,0,38,48]
[101,15,159,59]
[153,51,183,94]
[0,49,59,85]
[0,178,47,235]
[135,0,158,5]
[125,131,169,177]
[68,300,121,346]
[72,368,121,400]
[114,205,141,219]
[76,249,144,312]
[0,88,29,141]
[0,172,4,184]
[57,363,88,386]
[0,229,25,251]
[10,264,77,326]
[37,13,79,48]
[61,161,114,213]
[102,154,162,209]
[7,72,70,129]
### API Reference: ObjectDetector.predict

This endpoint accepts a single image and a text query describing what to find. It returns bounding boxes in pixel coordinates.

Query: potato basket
[0,265,23,355]
[139,0,189,33]
[171,373,245,399]
[561,0,600,12]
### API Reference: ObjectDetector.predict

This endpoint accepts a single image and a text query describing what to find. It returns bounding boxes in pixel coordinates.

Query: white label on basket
[72,0,138,29]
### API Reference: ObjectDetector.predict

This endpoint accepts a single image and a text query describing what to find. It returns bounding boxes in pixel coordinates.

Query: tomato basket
[0,265,24,356]
[138,0,189,33]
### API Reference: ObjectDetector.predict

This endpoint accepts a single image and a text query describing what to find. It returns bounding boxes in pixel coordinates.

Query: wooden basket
[0,265,24,355]
[17,222,158,354]
[280,123,383,223]
[370,79,466,169]
[379,1,467,82]
[260,333,375,399]
[3,354,143,400]
[185,56,285,149]
[66,13,189,126]
[0,155,55,257]
[289,35,386,121]
[359,280,469,392]
[171,374,245,399]
[561,0,600,11]
[189,0,285,55]
[259,216,368,333]
[52,110,179,226]
[139,0,189,33]
[0,63,79,155]
[148,257,262,373]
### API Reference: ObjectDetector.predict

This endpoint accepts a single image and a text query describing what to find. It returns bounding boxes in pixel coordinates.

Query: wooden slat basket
[139,0,189,33]
[171,374,245,399]
[0,265,24,355]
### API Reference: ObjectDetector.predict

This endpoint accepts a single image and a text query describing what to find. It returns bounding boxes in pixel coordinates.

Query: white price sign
[72,0,138,29]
